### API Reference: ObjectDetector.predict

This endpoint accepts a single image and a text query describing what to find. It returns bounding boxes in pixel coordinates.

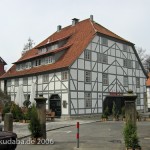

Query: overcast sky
[0,0,150,70]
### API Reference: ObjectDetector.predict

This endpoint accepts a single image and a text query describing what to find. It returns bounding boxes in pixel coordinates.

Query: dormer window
[38,48,47,54]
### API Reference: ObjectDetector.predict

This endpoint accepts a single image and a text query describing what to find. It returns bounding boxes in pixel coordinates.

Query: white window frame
[123,59,128,67]
[48,56,54,64]
[85,50,91,60]
[103,73,108,85]
[7,79,11,87]
[85,71,91,83]
[135,61,139,69]
[42,74,49,83]
[98,53,108,64]
[85,92,92,108]
[61,71,68,81]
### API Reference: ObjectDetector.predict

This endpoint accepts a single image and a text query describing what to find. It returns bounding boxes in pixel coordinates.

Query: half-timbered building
[0,16,147,118]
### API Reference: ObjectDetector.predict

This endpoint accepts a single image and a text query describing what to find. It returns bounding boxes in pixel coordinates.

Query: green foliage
[23,99,31,108]
[121,106,125,118]
[28,104,42,139]
[123,122,140,149]
[10,103,23,120]
[24,107,32,120]
[0,89,11,100]
[2,101,13,118]
[104,106,109,117]
[112,102,117,118]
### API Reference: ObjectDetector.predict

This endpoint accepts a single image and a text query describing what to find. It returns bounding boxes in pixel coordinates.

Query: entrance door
[49,94,61,117]
[103,96,125,114]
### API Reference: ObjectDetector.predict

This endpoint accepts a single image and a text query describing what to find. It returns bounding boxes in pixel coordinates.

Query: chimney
[90,15,94,21]
[57,25,61,32]
[72,18,79,26]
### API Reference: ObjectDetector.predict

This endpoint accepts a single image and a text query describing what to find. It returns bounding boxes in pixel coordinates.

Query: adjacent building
[0,16,147,118]
[0,57,7,76]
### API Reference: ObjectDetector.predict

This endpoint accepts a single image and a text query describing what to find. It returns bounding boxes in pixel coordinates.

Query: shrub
[28,104,42,139]
[2,101,13,119]
[104,106,109,117]
[112,102,117,118]
[10,103,23,120]
[123,121,140,149]
[121,106,125,118]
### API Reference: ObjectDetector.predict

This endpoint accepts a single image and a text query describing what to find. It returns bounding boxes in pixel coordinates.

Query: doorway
[49,94,61,117]
[103,96,125,114]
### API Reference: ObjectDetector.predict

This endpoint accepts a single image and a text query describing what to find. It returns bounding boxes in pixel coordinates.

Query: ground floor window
[136,93,141,105]
[85,92,92,108]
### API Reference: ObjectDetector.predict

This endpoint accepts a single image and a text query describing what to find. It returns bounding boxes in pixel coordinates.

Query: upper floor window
[42,74,49,83]
[85,50,91,60]
[61,71,68,81]
[135,61,140,69]
[98,53,108,64]
[128,60,133,68]
[15,78,19,86]
[136,77,140,88]
[48,56,54,64]
[102,73,108,85]
[124,76,128,87]
[85,71,91,83]
[123,44,127,51]
[23,77,28,85]
[38,48,47,54]
[85,92,92,108]
[123,59,128,67]
[7,79,11,87]
[101,37,108,46]
[136,93,141,105]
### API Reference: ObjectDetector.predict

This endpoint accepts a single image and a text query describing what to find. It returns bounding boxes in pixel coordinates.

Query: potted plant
[28,104,42,144]
[101,107,109,121]
[123,121,141,150]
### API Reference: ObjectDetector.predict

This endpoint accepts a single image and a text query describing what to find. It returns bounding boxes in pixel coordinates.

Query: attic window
[123,44,127,51]
[101,37,108,46]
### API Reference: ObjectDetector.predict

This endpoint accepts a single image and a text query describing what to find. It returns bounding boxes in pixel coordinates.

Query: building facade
[0,57,7,77]
[0,16,147,118]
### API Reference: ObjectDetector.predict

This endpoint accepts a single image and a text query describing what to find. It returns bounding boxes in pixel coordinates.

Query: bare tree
[22,38,35,55]
[136,46,150,73]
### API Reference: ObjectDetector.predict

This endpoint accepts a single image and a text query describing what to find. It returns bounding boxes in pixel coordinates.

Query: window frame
[102,73,108,85]
[136,93,141,105]
[85,71,91,83]
[61,71,68,81]
[123,76,128,87]
[85,92,92,108]
[42,74,49,83]
[15,78,19,87]
[123,44,128,51]
[85,50,91,61]
[136,77,140,88]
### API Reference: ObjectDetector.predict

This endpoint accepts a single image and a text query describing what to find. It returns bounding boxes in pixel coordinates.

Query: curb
[18,120,100,140]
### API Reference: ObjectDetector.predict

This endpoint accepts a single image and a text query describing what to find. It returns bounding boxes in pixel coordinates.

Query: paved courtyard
[15,121,150,150]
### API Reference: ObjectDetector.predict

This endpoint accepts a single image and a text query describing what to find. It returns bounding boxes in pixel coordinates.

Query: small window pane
[15,79,19,86]
[135,61,139,69]
[123,59,128,67]
[123,44,127,51]
[136,93,141,105]
[7,79,11,87]
[136,77,140,88]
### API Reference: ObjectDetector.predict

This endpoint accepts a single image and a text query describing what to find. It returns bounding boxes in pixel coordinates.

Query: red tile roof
[146,73,150,86]
[0,18,134,79]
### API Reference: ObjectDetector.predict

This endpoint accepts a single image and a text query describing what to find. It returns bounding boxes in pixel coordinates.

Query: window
[136,93,141,105]
[43,74,49,83]
[136,77,140,88]
[85,50,91,60]
[85,71,91,83]
[123,44,127,51]
[128,60,133,68]
[23,77,28,85]
[124,76,128,87]
[123,59,128,67]
[135,61,139,69]
[85,92,92,108]
[48,56,54,64]
[16,64,20,71]
[15,78,19,86]
[61,71,68,80]
[103,74,108,85]
[7,79,11,87]
[98,53,108,64]
[101,37,108,46]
